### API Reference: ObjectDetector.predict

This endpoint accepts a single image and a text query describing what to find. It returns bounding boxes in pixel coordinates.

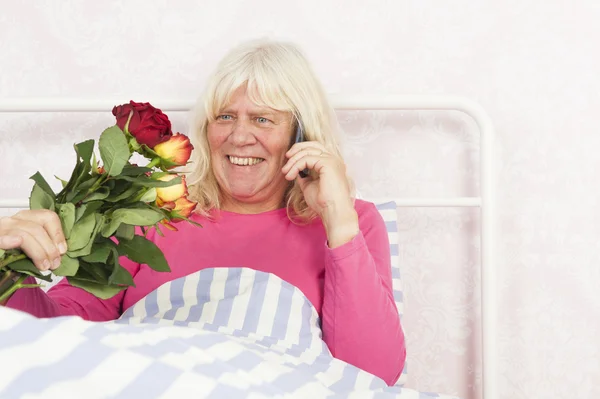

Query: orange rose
[170,197,197,220]
[155,174,188,203]
[157,198,197,231]
[153,133,194,169]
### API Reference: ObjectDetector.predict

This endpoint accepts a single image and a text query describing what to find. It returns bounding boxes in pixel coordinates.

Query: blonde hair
[186,38,353,222]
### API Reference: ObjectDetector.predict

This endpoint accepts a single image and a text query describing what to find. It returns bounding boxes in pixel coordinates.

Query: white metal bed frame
[0,96,496,399]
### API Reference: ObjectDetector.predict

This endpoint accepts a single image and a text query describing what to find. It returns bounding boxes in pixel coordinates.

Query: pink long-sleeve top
[6,199,406,385]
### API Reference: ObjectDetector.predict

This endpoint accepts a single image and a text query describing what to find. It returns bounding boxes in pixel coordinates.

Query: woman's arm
[4,255,140,321]
[283,141,405,384]
[321,202,406,386]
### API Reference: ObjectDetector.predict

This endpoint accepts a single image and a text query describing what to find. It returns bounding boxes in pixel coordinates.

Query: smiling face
[207,86,295,213]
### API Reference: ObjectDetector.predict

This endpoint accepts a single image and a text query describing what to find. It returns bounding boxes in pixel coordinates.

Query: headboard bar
[0,95,497,399]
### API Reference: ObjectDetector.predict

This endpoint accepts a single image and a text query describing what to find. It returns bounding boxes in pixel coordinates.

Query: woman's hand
[0,210,67,271]
[282,141,359,248]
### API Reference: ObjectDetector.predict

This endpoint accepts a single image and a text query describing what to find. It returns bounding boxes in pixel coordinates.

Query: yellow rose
[155,174,188,203]
[153,133,194,169]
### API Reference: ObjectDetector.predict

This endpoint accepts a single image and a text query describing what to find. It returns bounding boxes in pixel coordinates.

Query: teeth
[228,156,264,166]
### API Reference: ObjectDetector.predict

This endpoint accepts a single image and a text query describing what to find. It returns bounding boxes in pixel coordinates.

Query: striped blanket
[0,268,460,399]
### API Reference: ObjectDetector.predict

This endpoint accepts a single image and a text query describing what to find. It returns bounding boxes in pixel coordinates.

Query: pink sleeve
[4,244,142,322]
[321,202,406,386]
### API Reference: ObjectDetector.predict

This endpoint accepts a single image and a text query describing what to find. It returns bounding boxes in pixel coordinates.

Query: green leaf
[55,175,69,188]
[76,140,95,165]
[181,218,203,228]
[74,175,98,192]
[121,164,153,176]
[82,186,110,203]
[153,222,164,237]
[114,174,182,188]
[29,184,55,211]
[68,215,105,258]
[6,259,53,282]
[72,140,95,190]
[67,277,126,300]
[101,207,165,238]
[71,260,107,283]
[56,140,94,203]
[108,264,135,286]
[29,172,55,197]
[115,224,135,241]
[57,203,76,240]
[0,249,5,258]
[106,245,125,285]
[99,126,130,176]
[67,213,97,251]
[117,234,170,272]
[2,249,20,257]
[91,152,98,174]
[105,179,131,196]
[68,175,100,204]
[138,188,157,203]
[104,184,140,203]
[81,240,114,263]
[53,254,79,277]
[75,201,103,222]
[82,262,111,283]
[61,163,85,203]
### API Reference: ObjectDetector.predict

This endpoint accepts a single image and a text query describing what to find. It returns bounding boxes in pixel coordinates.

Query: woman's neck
[220,197,285,215]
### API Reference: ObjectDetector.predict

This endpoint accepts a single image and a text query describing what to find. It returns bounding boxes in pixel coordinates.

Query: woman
[0,39,405,386]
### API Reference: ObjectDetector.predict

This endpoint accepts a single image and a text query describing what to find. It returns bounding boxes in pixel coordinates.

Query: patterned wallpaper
[1,2,599,399]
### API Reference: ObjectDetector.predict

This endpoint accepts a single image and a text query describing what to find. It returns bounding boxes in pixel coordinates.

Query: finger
[2,217,62,270]
[0,234,23,250]
[13,210,67,255]
[284,155,329,181]
[295,173,312,191]
[286,141,327,158]
[1,228,53,271]
[282,148,326,174]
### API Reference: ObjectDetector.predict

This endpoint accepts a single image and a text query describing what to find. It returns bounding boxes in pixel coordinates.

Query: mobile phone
[294,119,309,178]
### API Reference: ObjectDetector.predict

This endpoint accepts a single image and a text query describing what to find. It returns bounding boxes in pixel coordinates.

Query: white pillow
[375,201,407,386]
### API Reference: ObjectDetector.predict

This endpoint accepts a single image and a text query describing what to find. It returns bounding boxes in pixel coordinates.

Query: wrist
[321,202,359,248]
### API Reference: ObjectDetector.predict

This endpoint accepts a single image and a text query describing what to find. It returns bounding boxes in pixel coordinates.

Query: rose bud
[155,174,188,203]
[170,197,197,221]
[153,133,194,168]
[112,101,173,148]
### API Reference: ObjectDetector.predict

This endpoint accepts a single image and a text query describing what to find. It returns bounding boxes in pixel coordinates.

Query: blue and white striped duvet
[0,267,460,399]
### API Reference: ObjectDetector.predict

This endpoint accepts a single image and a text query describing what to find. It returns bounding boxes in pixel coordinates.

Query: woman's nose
[229,120,258,146]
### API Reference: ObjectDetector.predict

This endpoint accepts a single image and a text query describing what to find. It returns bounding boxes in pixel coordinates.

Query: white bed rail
[0,95,497,399]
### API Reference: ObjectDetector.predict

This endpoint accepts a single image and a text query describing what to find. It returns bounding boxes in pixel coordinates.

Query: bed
[0,96,496,399]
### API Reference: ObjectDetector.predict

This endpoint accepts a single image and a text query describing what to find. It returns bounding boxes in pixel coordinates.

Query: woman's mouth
[227,155,265,166]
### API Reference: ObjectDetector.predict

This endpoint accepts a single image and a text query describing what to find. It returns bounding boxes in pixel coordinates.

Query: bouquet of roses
[0,101,199,302]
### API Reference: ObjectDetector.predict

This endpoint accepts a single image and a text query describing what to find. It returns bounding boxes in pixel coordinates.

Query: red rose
[112,101,173,148]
